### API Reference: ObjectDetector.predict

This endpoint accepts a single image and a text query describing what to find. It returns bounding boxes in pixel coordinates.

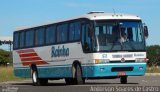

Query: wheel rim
[33,71,37,83]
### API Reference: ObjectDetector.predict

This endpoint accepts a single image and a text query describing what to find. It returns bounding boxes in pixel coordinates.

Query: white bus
[13,12,149,86]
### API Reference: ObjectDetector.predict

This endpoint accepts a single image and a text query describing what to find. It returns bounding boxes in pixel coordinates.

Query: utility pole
[0,40,13,51]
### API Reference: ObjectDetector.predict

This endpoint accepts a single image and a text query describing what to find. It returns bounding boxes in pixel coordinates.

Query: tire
[65,65,76,85]
[75,65,85,85]
[120,76,127,84]
[31,68,48,86]
[65,64,85,85]
[65,78,76,85]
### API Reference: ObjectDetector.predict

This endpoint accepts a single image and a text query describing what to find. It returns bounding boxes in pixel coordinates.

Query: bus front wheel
[75,65,85,84]
[65,78,76,85]
[65,64,85,85]
[120,76,127,84]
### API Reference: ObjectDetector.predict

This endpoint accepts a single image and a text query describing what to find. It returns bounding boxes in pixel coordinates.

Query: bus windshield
[92,20,146,52]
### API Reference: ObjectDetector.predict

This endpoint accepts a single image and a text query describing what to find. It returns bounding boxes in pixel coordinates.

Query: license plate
[118,72,126,76]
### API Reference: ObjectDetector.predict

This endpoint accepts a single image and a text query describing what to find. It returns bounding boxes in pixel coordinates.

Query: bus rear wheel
[32,68,48,86]
[120,76,127,84]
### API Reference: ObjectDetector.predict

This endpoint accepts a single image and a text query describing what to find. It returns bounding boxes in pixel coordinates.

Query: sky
[0,0,160,46]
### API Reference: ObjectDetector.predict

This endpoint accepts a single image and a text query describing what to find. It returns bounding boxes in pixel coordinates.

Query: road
[0,76,160,92]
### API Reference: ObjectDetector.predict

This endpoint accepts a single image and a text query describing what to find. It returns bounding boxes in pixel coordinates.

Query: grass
[146,66,160,73]
[0,66,26,83]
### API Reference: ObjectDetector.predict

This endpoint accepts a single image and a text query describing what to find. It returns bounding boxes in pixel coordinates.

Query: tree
[0,49,12,65]
[147,45,160,66]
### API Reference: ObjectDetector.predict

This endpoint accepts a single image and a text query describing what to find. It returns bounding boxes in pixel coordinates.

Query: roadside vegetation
[146,66,160,73]
[0,66,25,82]
[146,45,160,73]
[0,49,26,82]
[146,45,160,67]
[0,49,12,66]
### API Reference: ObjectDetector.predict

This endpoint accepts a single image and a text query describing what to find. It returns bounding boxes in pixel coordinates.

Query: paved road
[0,76,160,92]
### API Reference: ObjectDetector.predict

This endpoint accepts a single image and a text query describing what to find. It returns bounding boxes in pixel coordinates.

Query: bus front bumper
[82,63,146,78]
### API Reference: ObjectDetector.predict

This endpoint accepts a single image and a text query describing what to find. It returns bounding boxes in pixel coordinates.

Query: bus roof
[15,12,141,31]
[84,12,141,20]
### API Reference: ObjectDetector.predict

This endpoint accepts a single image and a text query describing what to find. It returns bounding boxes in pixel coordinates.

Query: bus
[13,12,149,86]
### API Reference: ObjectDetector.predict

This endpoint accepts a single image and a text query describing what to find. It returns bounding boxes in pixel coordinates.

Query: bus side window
[69,21,81,41]
[57,23,68,43]
[35,28,45,46]
[19,31,25,48]
[25,30,34,47]
[46,25,56,44]
[13,32,19,49]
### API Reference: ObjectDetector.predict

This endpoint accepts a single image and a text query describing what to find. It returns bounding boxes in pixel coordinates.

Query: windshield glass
[92,20,146,52]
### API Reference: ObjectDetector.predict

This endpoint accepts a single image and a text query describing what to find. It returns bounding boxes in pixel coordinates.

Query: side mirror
[144,26,149,38]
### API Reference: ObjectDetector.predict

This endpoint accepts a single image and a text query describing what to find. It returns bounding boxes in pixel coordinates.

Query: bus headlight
[95,59,110,64]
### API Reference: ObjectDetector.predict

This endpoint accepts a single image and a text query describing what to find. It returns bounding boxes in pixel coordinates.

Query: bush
[147,45,160,66]
[0,49,12,65]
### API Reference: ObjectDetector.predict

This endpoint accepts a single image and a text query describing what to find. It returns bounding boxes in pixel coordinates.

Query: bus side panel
[14,67,31,78]
[37,65,72,78]
[35,42,85,78]
[13,50,31,78]
[13,42,86,78]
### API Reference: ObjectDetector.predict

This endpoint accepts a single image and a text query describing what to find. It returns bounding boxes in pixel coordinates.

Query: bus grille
[109,60,135,63]
[111,67,133,72]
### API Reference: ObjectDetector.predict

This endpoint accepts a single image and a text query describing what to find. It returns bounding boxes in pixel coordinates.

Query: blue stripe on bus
[37,66,72,78]
[14,68,31,78]
[14,63,146,78]
[14,65,73,78]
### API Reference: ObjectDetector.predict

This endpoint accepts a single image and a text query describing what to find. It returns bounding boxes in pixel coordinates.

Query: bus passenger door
[82,23,92,77]
[82,23,92,52]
